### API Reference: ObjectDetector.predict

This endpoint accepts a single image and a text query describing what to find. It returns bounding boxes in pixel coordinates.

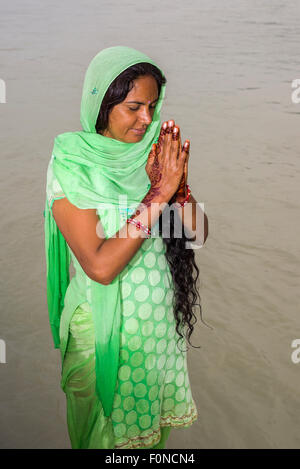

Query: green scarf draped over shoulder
[44,46,166,417]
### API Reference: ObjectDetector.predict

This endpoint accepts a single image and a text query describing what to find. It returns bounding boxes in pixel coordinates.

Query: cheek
[110,108,132,131]
[110,108,137,135]
[123,113,136,131]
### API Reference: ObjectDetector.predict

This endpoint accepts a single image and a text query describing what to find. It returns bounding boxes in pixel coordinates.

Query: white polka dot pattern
[110,235,197,448]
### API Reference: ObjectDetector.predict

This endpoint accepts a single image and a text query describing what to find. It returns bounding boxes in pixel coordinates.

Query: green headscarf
[44,46,166,417]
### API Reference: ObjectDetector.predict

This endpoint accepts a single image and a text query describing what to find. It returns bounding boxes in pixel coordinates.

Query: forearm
[94,188,170,284]
[174,193,208,248]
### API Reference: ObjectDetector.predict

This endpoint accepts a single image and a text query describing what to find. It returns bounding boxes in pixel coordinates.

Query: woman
[44,46,208,449]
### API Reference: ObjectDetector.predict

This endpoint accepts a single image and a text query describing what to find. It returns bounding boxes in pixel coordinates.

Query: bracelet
[126,217,151,238]
[174,184,191,208]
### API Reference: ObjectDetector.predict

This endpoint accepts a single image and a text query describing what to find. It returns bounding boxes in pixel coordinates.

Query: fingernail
[162,122,168,130]
[167,121,174,134]
[172,127,179,141]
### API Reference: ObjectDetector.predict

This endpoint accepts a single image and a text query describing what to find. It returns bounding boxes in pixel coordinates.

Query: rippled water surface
[0,0,299,449]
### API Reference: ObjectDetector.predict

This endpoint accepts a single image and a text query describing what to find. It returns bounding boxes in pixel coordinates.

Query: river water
[0,0,299,448]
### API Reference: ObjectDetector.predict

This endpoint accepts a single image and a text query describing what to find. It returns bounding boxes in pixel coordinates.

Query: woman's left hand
[169,122,190,202]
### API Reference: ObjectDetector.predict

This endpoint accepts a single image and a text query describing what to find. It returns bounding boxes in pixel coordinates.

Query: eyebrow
[126,97,159,105]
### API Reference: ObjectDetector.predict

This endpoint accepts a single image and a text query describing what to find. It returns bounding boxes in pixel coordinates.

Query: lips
[132,128,146,134]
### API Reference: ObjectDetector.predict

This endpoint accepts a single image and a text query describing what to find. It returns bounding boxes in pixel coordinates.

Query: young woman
[44,46,208,449]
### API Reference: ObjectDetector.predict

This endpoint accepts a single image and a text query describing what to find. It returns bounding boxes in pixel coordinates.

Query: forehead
[126,75,158,98]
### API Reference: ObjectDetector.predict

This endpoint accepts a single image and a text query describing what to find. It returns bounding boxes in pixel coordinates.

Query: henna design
[148,151,162,187]
[176,177,187,200]
[175,141,190,199]
[142,186,162,208]
[157,127,166,153]
[177,137,181,159]
[129,186,162,222]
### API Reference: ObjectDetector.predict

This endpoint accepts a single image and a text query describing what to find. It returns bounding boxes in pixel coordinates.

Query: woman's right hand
[145,120,190,201]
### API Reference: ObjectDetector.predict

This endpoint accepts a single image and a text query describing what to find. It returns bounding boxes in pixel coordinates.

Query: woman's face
[100,75,159,143]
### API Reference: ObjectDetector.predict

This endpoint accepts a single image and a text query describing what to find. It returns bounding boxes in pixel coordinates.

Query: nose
[138,106,153,127]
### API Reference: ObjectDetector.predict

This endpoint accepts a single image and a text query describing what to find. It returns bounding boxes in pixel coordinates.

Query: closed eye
[129,105,156,111]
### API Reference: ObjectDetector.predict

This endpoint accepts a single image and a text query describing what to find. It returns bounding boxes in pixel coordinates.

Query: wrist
[149,185,174,204]
[171,183,187,202]
[175,192,187,203]
[173,184,191,207]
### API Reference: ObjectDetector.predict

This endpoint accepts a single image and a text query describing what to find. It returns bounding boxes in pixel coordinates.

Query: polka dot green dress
[110,234,198,448]
[46,159,198,449]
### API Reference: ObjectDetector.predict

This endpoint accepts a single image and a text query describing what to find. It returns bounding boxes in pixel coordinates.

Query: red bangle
[126,218,151,237]
[174,184,191,207]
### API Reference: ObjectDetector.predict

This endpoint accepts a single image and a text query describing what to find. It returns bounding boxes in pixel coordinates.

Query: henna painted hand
[167,122,190,203]
[174,146,190,202]
[158,120,190,201]
[145,119,190,201]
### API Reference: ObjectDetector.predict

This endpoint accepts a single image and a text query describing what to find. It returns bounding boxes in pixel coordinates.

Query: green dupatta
[44,46,166,417]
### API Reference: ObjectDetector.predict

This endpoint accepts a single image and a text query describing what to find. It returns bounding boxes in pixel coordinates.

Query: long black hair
[95,62,208,351]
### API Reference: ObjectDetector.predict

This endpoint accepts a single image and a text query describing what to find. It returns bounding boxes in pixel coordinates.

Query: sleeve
[46,155,66,212]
